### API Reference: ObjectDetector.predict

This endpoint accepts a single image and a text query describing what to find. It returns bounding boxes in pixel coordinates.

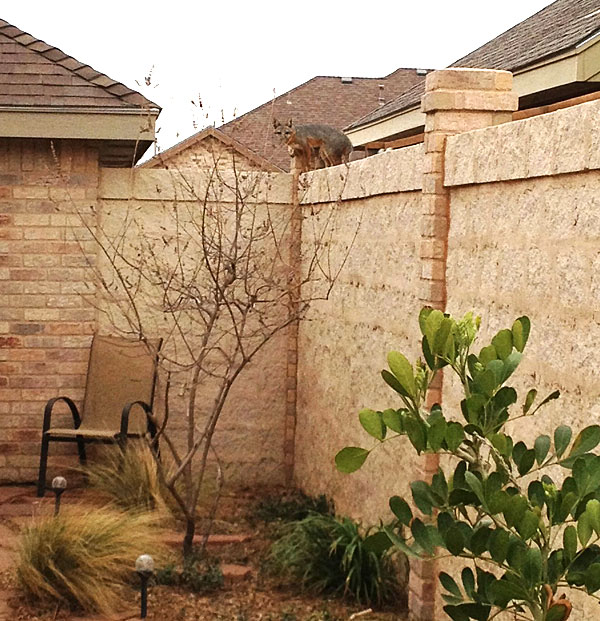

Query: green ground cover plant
[254,490,334,523]
[336,308,600,621]
[267,512,403,606]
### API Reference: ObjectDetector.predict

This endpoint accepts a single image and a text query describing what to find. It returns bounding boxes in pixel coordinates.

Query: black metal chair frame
[37,398,158,497]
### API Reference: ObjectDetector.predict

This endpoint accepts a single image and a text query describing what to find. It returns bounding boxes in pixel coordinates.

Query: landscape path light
[51,476,67,516]
[135,553,154,619]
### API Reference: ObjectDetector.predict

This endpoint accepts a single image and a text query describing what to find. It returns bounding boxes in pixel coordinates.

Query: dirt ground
[0,485,409,621]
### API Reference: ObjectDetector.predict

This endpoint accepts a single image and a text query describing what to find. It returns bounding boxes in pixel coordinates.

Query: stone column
[410,68,518,621]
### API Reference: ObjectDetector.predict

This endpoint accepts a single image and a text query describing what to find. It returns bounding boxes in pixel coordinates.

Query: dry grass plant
[84,442,171,516]
[17,506,165,614]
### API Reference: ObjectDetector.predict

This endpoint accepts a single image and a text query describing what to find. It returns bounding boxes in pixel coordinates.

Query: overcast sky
[1,1,555,153]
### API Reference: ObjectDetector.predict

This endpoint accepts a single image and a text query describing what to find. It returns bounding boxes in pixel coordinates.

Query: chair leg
[76,436,87,466]
[37,435,50,497]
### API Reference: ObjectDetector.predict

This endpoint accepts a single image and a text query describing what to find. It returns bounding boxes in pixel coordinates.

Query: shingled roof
[0,19,158,109]
[349,0,600,130]
[152,69,426,172]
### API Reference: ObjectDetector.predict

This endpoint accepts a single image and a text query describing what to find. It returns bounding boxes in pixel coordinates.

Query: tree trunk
[183,516,195,560]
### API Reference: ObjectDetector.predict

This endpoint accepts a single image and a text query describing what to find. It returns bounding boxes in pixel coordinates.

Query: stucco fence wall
[294,146,425,523]
[96,168,294,488]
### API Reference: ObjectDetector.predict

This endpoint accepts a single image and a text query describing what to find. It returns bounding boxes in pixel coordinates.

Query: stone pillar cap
[425,68,514,92]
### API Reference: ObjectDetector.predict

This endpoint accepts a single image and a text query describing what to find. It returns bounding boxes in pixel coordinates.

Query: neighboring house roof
[0,18,159,165]
[141,126,282,171]
[348,0,600,140]
[151,69,426,172]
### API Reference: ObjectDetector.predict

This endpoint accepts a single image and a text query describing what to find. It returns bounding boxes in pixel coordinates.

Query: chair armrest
[42,396,82,434]
[120,400,156,440]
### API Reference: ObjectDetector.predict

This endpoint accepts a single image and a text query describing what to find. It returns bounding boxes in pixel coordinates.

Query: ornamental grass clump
[17,506,163,614]
[267,513,403,606]
[85,442,170,515]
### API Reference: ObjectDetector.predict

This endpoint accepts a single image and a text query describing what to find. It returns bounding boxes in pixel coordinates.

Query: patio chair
[37,334,162,497]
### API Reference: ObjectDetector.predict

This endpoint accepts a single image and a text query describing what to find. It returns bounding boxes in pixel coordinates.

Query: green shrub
[17,507,164,614]
[336,308,600,621]
[85,442,169,514]
[155,553,223,593]
[267,513,402,606]
[254,490,333,523]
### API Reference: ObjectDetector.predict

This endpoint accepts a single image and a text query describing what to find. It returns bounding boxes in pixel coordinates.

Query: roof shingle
[0,19,158,110]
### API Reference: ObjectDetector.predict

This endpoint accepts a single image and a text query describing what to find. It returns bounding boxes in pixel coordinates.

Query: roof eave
[0,106,159,142]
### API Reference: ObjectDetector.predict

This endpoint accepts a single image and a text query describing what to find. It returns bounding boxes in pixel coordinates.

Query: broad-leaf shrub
[336,309,600,621]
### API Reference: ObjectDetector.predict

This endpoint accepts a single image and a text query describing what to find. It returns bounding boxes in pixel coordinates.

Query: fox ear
[273,118,278,128]
[287,118,293,127]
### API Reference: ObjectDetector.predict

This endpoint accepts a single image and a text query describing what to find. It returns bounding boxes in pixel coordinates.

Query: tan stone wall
[443,100,600,620]
[0,138,97,483]
[294,147,425,523]
[96,168,293,488]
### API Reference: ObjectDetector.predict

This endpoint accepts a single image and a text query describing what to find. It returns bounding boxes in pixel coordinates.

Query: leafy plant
[17,507,164,614]
[335,308,600,620]
[84,442,170,515]
[266,513,403,606]
[254,490,334,523]
[155,553,223,592]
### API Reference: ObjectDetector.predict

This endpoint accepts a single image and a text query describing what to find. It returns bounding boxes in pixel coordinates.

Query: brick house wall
[0,138,97,482]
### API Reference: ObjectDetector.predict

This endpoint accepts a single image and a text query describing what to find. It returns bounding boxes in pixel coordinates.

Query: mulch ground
[0,485,409,621]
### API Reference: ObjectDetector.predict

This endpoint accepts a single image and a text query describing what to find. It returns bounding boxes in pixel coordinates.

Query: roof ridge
[0,18,159,109]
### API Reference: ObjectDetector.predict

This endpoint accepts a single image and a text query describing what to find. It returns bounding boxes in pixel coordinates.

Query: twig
[349,609,373,620]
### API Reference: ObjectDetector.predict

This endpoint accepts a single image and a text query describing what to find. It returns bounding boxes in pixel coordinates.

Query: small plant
[267,513,402,606]
[85,442,169,514]
[254,490,334,523]
[336,308,600,620]
[155,553,223,593]
[17,507,163,614]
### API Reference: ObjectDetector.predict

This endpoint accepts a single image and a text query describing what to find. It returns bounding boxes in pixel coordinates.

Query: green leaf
[405,415,427,454]
[381,369,409,398]
[554,425,572,459]
[461,567,475,599]
[528,481,545,509]
[587,499,600,535]
[489,433,509,457]
[428,416,447,451]
[501,351,522,383]
[489,529,510,563]
[439,572,462,598]
[387,351,416,398]
[518,449,536,476]
[389,496,413,526]
[517,510,539,540]
[569,425,600,459]
[411,518,434,555]
[489,578,527,606]
[423,309,445,348]
[419,307,434,336]
[578,511,593,546]
[534,389,560,413]
[523,547,542,587]
[534,435,551,465]
[512,316,530,352]
[504,495,528,528]
[473,369,497,397]
[411,480,433,515]
[492,329,513,360]
[445,422,465,452]
[382,409,404,433]
[335,447,369,473]
[444,525,465,555]
[470,526,492,555]
[585,563,600,594]
[563,525,578,562]
[359,409,386,441]
[478,344,497,366]
[464,471,485,505]
[382,525,419,558]
[523,388,537,414]
[363,531,392,554]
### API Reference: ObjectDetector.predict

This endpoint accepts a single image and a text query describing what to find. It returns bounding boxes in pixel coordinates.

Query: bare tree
[85,150,357,558]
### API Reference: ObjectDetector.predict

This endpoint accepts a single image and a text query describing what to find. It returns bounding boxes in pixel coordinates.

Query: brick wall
[0,138,97,482]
